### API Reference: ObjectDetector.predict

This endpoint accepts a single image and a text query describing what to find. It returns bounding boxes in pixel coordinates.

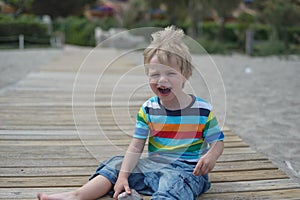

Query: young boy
[37,26,224,200]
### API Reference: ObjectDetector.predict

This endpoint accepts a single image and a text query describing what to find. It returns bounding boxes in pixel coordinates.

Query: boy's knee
[152,174,200,200]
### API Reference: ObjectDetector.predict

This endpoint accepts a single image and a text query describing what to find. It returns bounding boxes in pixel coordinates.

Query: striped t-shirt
[133,95,224,162]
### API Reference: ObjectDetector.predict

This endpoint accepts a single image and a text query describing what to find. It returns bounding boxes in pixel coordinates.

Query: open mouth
[158,87,172,95]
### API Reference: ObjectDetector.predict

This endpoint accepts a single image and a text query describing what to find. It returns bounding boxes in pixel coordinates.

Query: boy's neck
[160,93,193,111]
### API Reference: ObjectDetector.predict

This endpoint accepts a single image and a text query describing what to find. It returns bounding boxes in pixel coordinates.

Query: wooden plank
[0,183,299,199]
[202,189,300,200]
[210,169,288,182]
[212,160,277,172]
[0,169,290,188]
[0,140,247,148]
[0,160,277,177]
[0,187,78,199]
[0,176,87,188]
[0,166,96,177]
[0,149,256,166]
[0,148,257,166]
[209,179,300,193]
[0,158,99,167]
[1,152,265,164]
[0,143,254,153]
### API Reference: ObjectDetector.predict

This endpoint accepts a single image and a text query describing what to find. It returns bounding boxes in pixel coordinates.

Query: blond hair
[143,26,193,79]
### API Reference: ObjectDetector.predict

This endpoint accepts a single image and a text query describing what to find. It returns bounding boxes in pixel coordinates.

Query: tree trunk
[188,1,202,39]
[283,28,289,49]
[218,17,225,41]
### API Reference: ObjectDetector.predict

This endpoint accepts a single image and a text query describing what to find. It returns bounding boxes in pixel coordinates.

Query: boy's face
[146,55,187,104]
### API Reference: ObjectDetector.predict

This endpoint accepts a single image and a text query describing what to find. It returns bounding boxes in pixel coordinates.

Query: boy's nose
[158,75,168,83]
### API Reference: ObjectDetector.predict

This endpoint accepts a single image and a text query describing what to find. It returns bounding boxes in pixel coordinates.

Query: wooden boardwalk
[1,48,300,199]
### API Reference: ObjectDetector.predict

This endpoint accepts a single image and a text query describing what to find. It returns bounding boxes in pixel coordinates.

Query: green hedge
[53,16,119,46]
[0,14,50,48]
[198,22,300,54]
[0,14,49,37]
[253,40,286,56]
[288,26,300,44]
[0,15,119,47]
[3,13,297,54]
[197,37,239,54]
[201,22,300,44]
[201,22,271,42]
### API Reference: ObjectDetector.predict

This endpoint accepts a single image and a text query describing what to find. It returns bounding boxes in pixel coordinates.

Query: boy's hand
[193,141,224,176]
[113,176,131,199]
[113,138,146,199]
[193,154,217,176]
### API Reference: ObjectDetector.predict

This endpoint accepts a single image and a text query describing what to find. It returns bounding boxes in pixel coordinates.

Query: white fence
[0,33,64,49]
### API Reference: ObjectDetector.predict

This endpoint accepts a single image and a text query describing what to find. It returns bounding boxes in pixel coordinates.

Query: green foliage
[254,0,300,42]
[3,0,34,13]
[223,23,245,43]
[31,0,88,18]
[288,26,300,44]
[253,40,286,56]
[53,16,118,46]
[0,14,50,48]
[201,22,219,39]
[238,12,256,25]
[3,0,297,55]
[198,21,300,55]
[0,14,48,37]
[97,17,119,31]
[201,22,246,50]
[250,23,271,40]
[197,36,238,54]
[130,19,170,30]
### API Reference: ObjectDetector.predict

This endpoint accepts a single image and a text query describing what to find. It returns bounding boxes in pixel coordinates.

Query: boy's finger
[193,162,203,175]
[193,167,199,175]
[113,188,122,199]
[125,185,131,194]
[113,191,119,199]
[193,170,198,176]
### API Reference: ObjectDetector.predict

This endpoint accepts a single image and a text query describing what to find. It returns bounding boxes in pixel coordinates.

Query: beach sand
[0,47,299,184]
[211,54,300,183]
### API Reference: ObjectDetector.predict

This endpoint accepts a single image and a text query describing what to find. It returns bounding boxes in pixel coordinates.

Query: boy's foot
[37,191,80,200]
[118,189,143,200]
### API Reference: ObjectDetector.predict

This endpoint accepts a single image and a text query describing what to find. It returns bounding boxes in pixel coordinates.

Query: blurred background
[0,0,300,56]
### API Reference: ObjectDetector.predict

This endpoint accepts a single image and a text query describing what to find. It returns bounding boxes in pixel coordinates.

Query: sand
[0,47,299,184]
[211,54,300,183]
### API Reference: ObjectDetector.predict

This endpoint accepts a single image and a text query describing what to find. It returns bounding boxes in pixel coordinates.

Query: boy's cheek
[149,83,156,89]
[149,81,157,87]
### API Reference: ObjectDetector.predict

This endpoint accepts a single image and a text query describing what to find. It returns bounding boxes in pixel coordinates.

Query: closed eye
[150,73,160,78]
[167,72,177,76]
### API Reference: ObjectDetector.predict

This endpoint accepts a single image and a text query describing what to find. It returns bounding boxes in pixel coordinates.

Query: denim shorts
[90,156,211,199]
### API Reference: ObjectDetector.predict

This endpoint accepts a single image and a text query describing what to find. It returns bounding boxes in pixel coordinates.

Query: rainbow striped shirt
[134,95,224,162]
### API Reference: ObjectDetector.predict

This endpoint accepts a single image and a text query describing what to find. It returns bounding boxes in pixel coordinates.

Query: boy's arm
[113,138,146,198]
[193,141,224,176]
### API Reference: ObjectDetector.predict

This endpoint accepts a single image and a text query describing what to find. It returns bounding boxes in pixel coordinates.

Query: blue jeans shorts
[90,156,211,199]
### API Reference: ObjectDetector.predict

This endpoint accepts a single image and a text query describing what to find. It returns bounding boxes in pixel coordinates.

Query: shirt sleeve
[133,106,149,139]
[203,110,224,143]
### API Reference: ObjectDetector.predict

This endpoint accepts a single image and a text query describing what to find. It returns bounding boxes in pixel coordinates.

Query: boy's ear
[182,81,186,88]
[144,65,149,75]
[182,73,192,88]
[184,73,191,80]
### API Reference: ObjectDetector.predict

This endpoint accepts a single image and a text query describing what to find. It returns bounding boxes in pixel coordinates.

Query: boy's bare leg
[37,175,113,200]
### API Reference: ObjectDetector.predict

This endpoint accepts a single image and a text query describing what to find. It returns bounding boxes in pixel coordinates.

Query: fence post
[19,34,24,49]
[245,28,254,55]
